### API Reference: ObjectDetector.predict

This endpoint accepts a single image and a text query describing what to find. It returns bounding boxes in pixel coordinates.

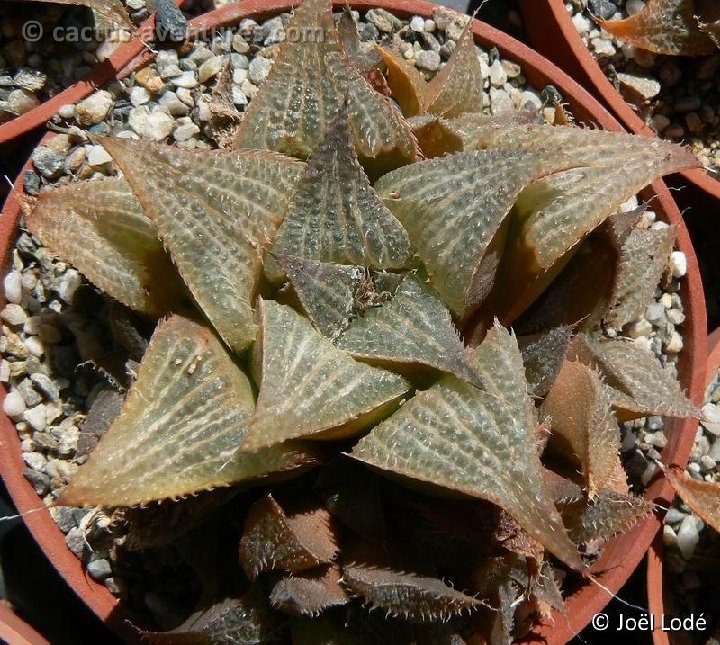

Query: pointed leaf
[376,46,428,117]
[271,107,412,271]
[375,148,580,318]
[100,137,304,354]
[336,273,480,386]
[478,132,698,323]
[239,494,339,580]
[570,335,699,420]
[559,490,654,543]
[518,326,573,397]
[407,115,465,158]
[58,316,315,507]
[351,322,583,570]
[277,256,365,339]
[242,300,410,451]
[597,0,716,56]
[605,224,677,329]
[19,0,131,29]
[232,0,417,174]
[424,22,485,118]
[270,566,349,616]
[142,587,286,644]
[342,563,483,622]
[446,110,537,148]
[667,468,720,533]
[25,178,188,318]
[542,361,621,496]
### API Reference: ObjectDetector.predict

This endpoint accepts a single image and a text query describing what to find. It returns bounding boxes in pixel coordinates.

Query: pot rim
[517,0,720,202]
[0,601,48,645]
[0,2,708,643]
[646,327,720,645]
[0,1,187,147]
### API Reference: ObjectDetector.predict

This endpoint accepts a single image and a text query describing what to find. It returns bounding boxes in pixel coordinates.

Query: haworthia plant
[29,0,703,638]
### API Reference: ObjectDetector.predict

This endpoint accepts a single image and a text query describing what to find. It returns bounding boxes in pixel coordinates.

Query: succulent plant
[22,0,704,640]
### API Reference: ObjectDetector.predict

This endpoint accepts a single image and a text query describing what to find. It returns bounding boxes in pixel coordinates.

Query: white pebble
[145,110,176,141]
[198,56,224,84]
[409,16,425,32]
[424,19,436,32]
[130,86,150,107]
[664,330,683,354]
[23,404,47,432]
[0,360,9,383]
[24,336,44,358]
[676,514,700,559]
[572,13,591,34]
[626,0,646,16]
[669,251,687,278]
[58,269,81,303]
[86,145,113,168]
[172,71,198,89]
[3,391,26,418]
[248,57,272,84]
[4,271,23,304]
[22,451,46,471]
[1,303,27,326]
[488,59,507,87]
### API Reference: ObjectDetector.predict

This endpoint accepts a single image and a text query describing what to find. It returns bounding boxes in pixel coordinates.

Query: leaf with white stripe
[374,148,578,318]
[278,256,365,339]
[542,361,621,496]
[25,177,188,318]
[605,224,676,329]
[100,137,304,354]
[424,22,485,118]
[58,316,316,507]
[271,107,412,272]
[350,322,583,570]
[336,273,480,386]
[241,300,410,452]
[231,0,418,175]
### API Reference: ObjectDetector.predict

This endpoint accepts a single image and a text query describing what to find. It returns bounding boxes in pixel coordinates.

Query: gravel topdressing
[568,0,720,177]
[0,3,692,631]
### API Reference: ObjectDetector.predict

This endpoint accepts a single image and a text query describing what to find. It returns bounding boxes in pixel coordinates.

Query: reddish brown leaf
[667,468,720,533]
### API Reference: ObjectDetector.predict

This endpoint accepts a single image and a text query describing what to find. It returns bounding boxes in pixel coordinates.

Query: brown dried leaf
[239,494,339,580]
[667,468,720,533]
[376,46,428,117]
[597,0,716,56]
[270,565,349,616]
[542,361,621,496]
[424,21,485,118]
[342,562,484,622]
[25,178,188,318]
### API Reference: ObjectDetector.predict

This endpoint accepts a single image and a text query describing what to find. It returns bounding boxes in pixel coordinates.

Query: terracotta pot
[0,1,708,642]
[518,0,720,205]
[0,602,47,645]
[0,1,185,147]
[647,328,720,645]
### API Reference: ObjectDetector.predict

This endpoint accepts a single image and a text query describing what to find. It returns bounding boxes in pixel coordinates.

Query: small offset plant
[22,0,704,640]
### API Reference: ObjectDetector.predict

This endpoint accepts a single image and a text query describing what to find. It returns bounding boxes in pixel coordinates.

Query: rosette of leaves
[24,0,702,640]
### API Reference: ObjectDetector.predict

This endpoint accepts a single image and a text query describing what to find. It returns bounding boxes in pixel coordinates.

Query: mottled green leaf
[569,334,699,420]
[542,361,621,496]
[232,0,418,174]
[240,494,338,580]
[26,178,188,318]
[375,148,579,318]
[351,322,583,570]
[58,316,314,507]
[336,273,479,385]
[100,137,304,354]
[518,326,572,397]
[270,566,349,616]
[342,563,483,622]
[241,300,410,451]
[559,490,654,543]
[597,0,716,56]
[605,224,677,329]
[270,107,412,272]
[277,256,365,339]
[424,22,485,118]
